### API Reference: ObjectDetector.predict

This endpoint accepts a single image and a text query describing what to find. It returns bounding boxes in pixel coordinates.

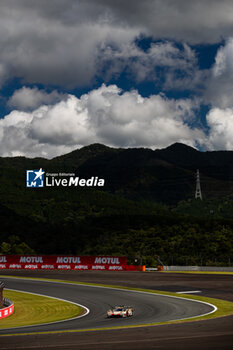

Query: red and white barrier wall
[0,255,144,271]
[0,299,14,319]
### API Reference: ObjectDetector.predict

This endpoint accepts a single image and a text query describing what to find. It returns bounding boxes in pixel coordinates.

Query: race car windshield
[115,308,123,311]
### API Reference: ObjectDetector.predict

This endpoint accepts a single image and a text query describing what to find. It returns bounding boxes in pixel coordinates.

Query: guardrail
[0,298,14,319]
[163,266,233,272]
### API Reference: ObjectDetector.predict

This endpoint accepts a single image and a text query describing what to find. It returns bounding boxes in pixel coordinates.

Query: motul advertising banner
[0,255,127,270]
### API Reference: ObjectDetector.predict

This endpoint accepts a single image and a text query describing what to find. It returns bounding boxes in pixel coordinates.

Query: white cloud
[204,38,233,108]
[98,0,233,44]
[29,95,94,146]
[8,87,67,111]
[0,84,204,158]
[101,41,198,87]
[0,1,232,87]
[206,107,233,150]
[0,2,138,87]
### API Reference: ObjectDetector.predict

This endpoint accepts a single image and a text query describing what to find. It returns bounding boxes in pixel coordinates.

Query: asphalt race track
[0,277,214,334]
[0,271,233,350]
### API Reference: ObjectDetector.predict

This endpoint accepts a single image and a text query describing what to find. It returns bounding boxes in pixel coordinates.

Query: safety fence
[0,298,14,319]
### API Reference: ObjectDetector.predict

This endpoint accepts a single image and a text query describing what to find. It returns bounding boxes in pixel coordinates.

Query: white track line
[176,291,201,294]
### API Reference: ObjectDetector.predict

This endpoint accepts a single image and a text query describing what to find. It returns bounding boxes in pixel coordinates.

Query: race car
[107,305,134,318]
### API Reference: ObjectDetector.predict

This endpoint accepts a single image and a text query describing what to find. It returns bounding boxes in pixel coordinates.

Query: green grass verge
[0,289,83,329]
[1,275,233,336]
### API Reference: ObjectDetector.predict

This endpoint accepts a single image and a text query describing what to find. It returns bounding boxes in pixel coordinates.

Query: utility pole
[195,169,202,200]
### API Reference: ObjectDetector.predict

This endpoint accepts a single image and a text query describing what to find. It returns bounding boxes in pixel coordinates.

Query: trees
[0,235,34,255]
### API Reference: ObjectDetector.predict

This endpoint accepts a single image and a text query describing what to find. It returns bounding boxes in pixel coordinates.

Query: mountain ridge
[0,142,233,204]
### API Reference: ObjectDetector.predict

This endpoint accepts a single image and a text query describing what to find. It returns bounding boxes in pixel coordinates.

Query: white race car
[107,305,134,318]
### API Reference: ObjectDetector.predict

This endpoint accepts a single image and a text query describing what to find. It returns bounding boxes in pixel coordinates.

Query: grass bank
[0,289,84,329]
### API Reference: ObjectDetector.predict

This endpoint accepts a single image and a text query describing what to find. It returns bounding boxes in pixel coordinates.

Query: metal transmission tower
[195,169,202,200]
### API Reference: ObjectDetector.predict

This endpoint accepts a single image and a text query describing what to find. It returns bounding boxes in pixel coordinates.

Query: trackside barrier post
[157,266,164,271]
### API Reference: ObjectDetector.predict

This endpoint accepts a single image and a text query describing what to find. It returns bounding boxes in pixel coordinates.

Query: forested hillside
[1,143,233,266]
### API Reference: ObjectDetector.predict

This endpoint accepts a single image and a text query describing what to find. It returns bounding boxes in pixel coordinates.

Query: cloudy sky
[0,0,233,158]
